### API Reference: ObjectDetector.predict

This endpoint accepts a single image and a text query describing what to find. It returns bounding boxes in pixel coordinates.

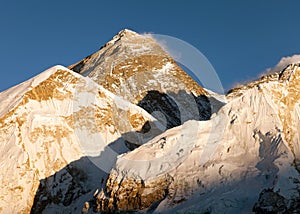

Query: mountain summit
[69,29,207,99]
[69,29,213,132]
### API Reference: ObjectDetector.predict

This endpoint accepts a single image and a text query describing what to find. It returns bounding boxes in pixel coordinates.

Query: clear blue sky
[1,0,300,92]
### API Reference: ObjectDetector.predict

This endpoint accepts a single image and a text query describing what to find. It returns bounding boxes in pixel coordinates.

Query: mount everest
[0,29,300,213]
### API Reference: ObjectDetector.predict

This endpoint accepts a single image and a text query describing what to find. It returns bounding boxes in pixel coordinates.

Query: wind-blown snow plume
[266,54,300,74]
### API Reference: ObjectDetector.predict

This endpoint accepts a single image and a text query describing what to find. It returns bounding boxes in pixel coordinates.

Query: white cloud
[266,54,300,74]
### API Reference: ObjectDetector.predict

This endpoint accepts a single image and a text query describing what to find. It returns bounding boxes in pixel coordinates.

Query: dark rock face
[253,189,287,213]
[30,157,107,214]
[253,189,300,214]
[138,90,211,130]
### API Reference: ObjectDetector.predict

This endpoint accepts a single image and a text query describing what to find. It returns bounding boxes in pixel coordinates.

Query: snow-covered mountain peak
[278,63,300,81]
[106,29,140,46]
[115,28,139,39]
[69,30,206,98]
[0,65,77,118]
[227,63,300,100]
[0,64,158,213]
[69,30,212,133]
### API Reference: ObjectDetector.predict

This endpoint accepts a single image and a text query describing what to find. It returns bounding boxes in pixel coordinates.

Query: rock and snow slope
[69,29,207,101]
[0,65,156,213]
[94,64,300,213]
[69,29,213,130]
